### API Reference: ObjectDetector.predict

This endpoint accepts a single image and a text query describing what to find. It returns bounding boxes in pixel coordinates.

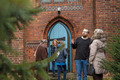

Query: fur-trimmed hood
[91,34,106,42]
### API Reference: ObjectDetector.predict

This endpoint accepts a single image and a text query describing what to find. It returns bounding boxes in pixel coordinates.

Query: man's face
[82,29,89,37]
[44,42,47,46]
[42,42,47,47]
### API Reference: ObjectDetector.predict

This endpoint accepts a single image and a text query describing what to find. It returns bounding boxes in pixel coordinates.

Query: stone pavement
[48,72,111,80]
[48,72,76,80]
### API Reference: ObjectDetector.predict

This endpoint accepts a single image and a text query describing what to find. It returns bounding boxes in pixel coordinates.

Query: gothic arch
[43,16,75,39]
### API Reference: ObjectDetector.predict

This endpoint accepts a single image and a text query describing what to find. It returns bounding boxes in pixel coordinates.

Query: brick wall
[7,0,120,72]
[7,29,24,64]
[95,0,120,35]
[24,0,94,72]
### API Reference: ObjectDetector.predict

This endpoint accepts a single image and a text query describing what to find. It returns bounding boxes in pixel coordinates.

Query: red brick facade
[9,0,120,72]
[95,0,120,34]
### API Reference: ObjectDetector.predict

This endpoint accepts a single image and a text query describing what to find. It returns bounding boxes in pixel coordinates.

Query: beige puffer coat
[89,39,107,74]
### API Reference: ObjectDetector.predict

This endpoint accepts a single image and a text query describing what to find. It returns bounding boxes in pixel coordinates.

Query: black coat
[51,45,59,55]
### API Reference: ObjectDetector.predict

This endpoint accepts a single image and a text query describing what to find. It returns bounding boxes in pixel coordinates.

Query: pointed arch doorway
[47,22,72,72]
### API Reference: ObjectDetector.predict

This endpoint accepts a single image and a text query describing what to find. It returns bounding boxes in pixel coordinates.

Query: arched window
[54,0,64,2]
[41,0,51,3]
[40,0,78,3]
[68,0,78,2]
[47,22,72,71]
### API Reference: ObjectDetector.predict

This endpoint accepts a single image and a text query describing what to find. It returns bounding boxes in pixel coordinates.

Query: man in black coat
[71,29,91,80]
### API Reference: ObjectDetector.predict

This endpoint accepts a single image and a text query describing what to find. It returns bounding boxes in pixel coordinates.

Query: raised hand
[71,39,74,44]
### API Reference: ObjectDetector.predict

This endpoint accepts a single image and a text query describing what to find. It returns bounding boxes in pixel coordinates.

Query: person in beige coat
[89,29,107,80]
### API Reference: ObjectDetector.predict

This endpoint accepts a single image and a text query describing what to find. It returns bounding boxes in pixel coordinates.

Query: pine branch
[102,26,120,80]
[0,44,65,80]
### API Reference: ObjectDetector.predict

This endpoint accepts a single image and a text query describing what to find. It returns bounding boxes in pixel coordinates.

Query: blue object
[47,22,72,71]
[57,65,67,80]
[52,61,56,76]
[56,62,66,65]
[75,60,89,80]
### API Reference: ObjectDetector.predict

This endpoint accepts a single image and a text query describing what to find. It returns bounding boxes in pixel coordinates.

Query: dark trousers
[52,61,55,76]
[93,74,103,80]
[35,67,48,80]
[57,65,67,80]
[35,74,42,80]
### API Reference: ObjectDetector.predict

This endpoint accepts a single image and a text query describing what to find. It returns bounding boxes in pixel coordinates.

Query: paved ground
[48,72,111,80]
